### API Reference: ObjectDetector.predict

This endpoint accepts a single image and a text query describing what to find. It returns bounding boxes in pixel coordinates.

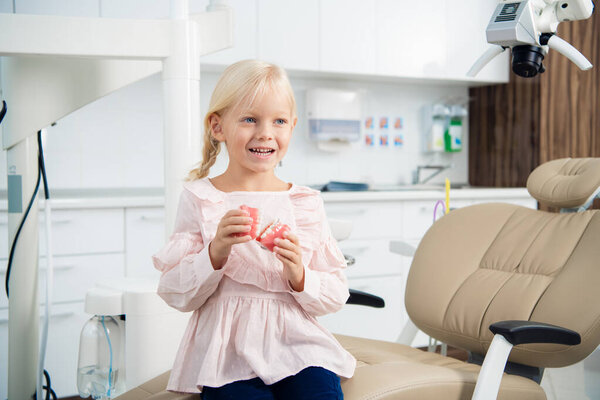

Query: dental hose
[101,316,114,398]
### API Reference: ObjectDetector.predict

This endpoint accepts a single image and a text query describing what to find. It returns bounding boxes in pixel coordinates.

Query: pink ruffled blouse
[152,177,357,393]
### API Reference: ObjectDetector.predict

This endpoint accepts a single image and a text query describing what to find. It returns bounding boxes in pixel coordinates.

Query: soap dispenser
[444,105,467,152]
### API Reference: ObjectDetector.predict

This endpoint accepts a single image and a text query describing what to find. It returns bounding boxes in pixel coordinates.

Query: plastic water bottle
[77,315,123,399]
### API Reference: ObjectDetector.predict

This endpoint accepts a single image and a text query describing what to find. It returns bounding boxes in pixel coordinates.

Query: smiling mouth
[249,148,275,155]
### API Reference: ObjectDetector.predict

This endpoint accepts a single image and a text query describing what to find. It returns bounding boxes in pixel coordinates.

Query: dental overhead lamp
[0,1,232,398]
[468,0,595,78]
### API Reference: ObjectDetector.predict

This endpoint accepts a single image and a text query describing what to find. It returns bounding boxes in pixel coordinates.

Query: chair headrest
[527,158,600,209]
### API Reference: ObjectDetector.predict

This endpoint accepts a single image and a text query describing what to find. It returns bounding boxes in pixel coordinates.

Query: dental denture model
[235,205,291,252]
[256,220,291,252]
[234,205,261,239]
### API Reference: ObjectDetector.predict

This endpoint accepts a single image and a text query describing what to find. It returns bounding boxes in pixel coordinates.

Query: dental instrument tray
[320,181,370,192]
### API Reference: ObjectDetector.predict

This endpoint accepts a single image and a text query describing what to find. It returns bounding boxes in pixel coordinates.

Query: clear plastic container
[77,315,123,399]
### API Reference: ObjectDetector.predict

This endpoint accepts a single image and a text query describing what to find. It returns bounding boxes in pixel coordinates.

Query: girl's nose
[256,123,274,140]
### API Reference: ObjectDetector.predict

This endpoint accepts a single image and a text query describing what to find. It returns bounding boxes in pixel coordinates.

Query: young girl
[152,59,356,399]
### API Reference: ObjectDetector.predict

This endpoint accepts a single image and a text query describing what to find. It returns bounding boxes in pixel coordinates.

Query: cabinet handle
[344,254,355,266]
[50,219,73,224]
[41,264,75,271]
[328,209,368,217]
[139,215,164,222]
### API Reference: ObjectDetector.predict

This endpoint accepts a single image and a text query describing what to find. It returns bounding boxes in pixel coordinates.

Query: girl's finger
[223,216,254,226]
[222,224,252,236]
[223,235,252,245]
[274,246,298,262]
[283,231,299,245]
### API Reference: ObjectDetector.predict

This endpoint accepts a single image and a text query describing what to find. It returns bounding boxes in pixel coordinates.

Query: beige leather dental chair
[116,158,600,400]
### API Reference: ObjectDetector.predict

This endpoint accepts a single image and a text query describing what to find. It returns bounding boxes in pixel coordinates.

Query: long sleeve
[290,197,350,317]
[153,189,224,312]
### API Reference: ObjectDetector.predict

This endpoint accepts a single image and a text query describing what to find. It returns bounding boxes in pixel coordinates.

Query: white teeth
[250,148,274,154]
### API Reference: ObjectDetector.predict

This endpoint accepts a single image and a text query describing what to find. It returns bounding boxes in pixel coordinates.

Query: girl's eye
[243,117,256,123]
[275,119,287,125]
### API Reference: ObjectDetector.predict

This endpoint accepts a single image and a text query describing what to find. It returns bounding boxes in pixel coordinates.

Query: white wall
[0,70,469,191]
[0,0,471,192]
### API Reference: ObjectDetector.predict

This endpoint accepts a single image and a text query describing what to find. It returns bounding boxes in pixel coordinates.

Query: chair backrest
[405,158,600,369]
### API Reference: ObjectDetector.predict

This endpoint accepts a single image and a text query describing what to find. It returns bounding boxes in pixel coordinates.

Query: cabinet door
[324,202,404,240]
[200,0,259,66]
[0,253,125,309]
[317,274,406,342]
[125,207,165,278]
[44,302,92,397]
[0,302,91,399]
[319,0,376,74]
[375,0,447,78]
[39,209,125,256]
[339,238,404,278]
[258,0,319,71]
[445,0,509,82]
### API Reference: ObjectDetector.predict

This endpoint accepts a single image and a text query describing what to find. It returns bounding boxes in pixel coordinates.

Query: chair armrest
[472,320,581,400]
[489,320,581,346]
[346,289,385,308]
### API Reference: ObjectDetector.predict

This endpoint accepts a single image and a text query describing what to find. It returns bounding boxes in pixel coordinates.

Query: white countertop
[0,186,533,210]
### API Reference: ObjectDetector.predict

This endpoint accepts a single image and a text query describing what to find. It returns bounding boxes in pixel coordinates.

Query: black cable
[0,100,6,124]
[4,132,42,298]
[38,130,50,200]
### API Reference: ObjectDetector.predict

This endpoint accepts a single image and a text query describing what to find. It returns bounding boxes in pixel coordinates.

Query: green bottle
[444,105,466,152]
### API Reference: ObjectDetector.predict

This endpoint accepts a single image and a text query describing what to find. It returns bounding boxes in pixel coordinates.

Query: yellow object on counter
[445,178,450,214]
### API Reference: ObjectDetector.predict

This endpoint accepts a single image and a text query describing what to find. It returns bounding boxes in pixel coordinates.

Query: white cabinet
[325,202,404,240]
[445,0,510,81]
[318,274,406,342]
[319,0,377,75]
[125,207,164,278]
[339,238,404,278]
[200,0,259,66]
[374,0,447,78]
[0,207,125,398]
[258,0,319,71]
[319,0,507,82]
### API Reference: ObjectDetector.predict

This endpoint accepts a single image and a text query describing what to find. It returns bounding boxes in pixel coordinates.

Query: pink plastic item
[256,220,290,252]
[233,205,261,239]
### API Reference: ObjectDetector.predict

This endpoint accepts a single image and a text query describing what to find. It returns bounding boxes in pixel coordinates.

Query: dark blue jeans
[201,366,343,400]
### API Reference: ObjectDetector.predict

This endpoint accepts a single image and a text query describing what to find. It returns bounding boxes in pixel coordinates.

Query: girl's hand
[209,209,253,270]
[273,232,305,292]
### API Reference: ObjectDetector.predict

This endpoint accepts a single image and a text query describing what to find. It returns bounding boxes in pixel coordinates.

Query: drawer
[0,302,92,399]
[317,274,407,343]
[125,207,165,278]
[39,209,124,256]
[1,209,125,260]
[324,202,403,239]
[339,239,404,278]
[0,253,125,309]
[402,199,472,241]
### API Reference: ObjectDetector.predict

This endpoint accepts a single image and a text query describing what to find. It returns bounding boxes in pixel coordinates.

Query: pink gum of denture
[256,220,290,252]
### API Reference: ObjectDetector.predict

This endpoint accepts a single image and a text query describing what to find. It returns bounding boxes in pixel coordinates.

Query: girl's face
[211,87,297,176]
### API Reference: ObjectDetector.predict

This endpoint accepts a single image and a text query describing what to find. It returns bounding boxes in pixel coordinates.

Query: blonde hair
[186,59,297,181]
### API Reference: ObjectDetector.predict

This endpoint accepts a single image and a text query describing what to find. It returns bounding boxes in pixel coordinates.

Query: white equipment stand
[85,279,192,395]
[0,2,232,398]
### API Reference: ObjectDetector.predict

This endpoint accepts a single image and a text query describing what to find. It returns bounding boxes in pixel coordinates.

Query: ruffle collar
[183,177,319,202]
[183,178,227,204]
